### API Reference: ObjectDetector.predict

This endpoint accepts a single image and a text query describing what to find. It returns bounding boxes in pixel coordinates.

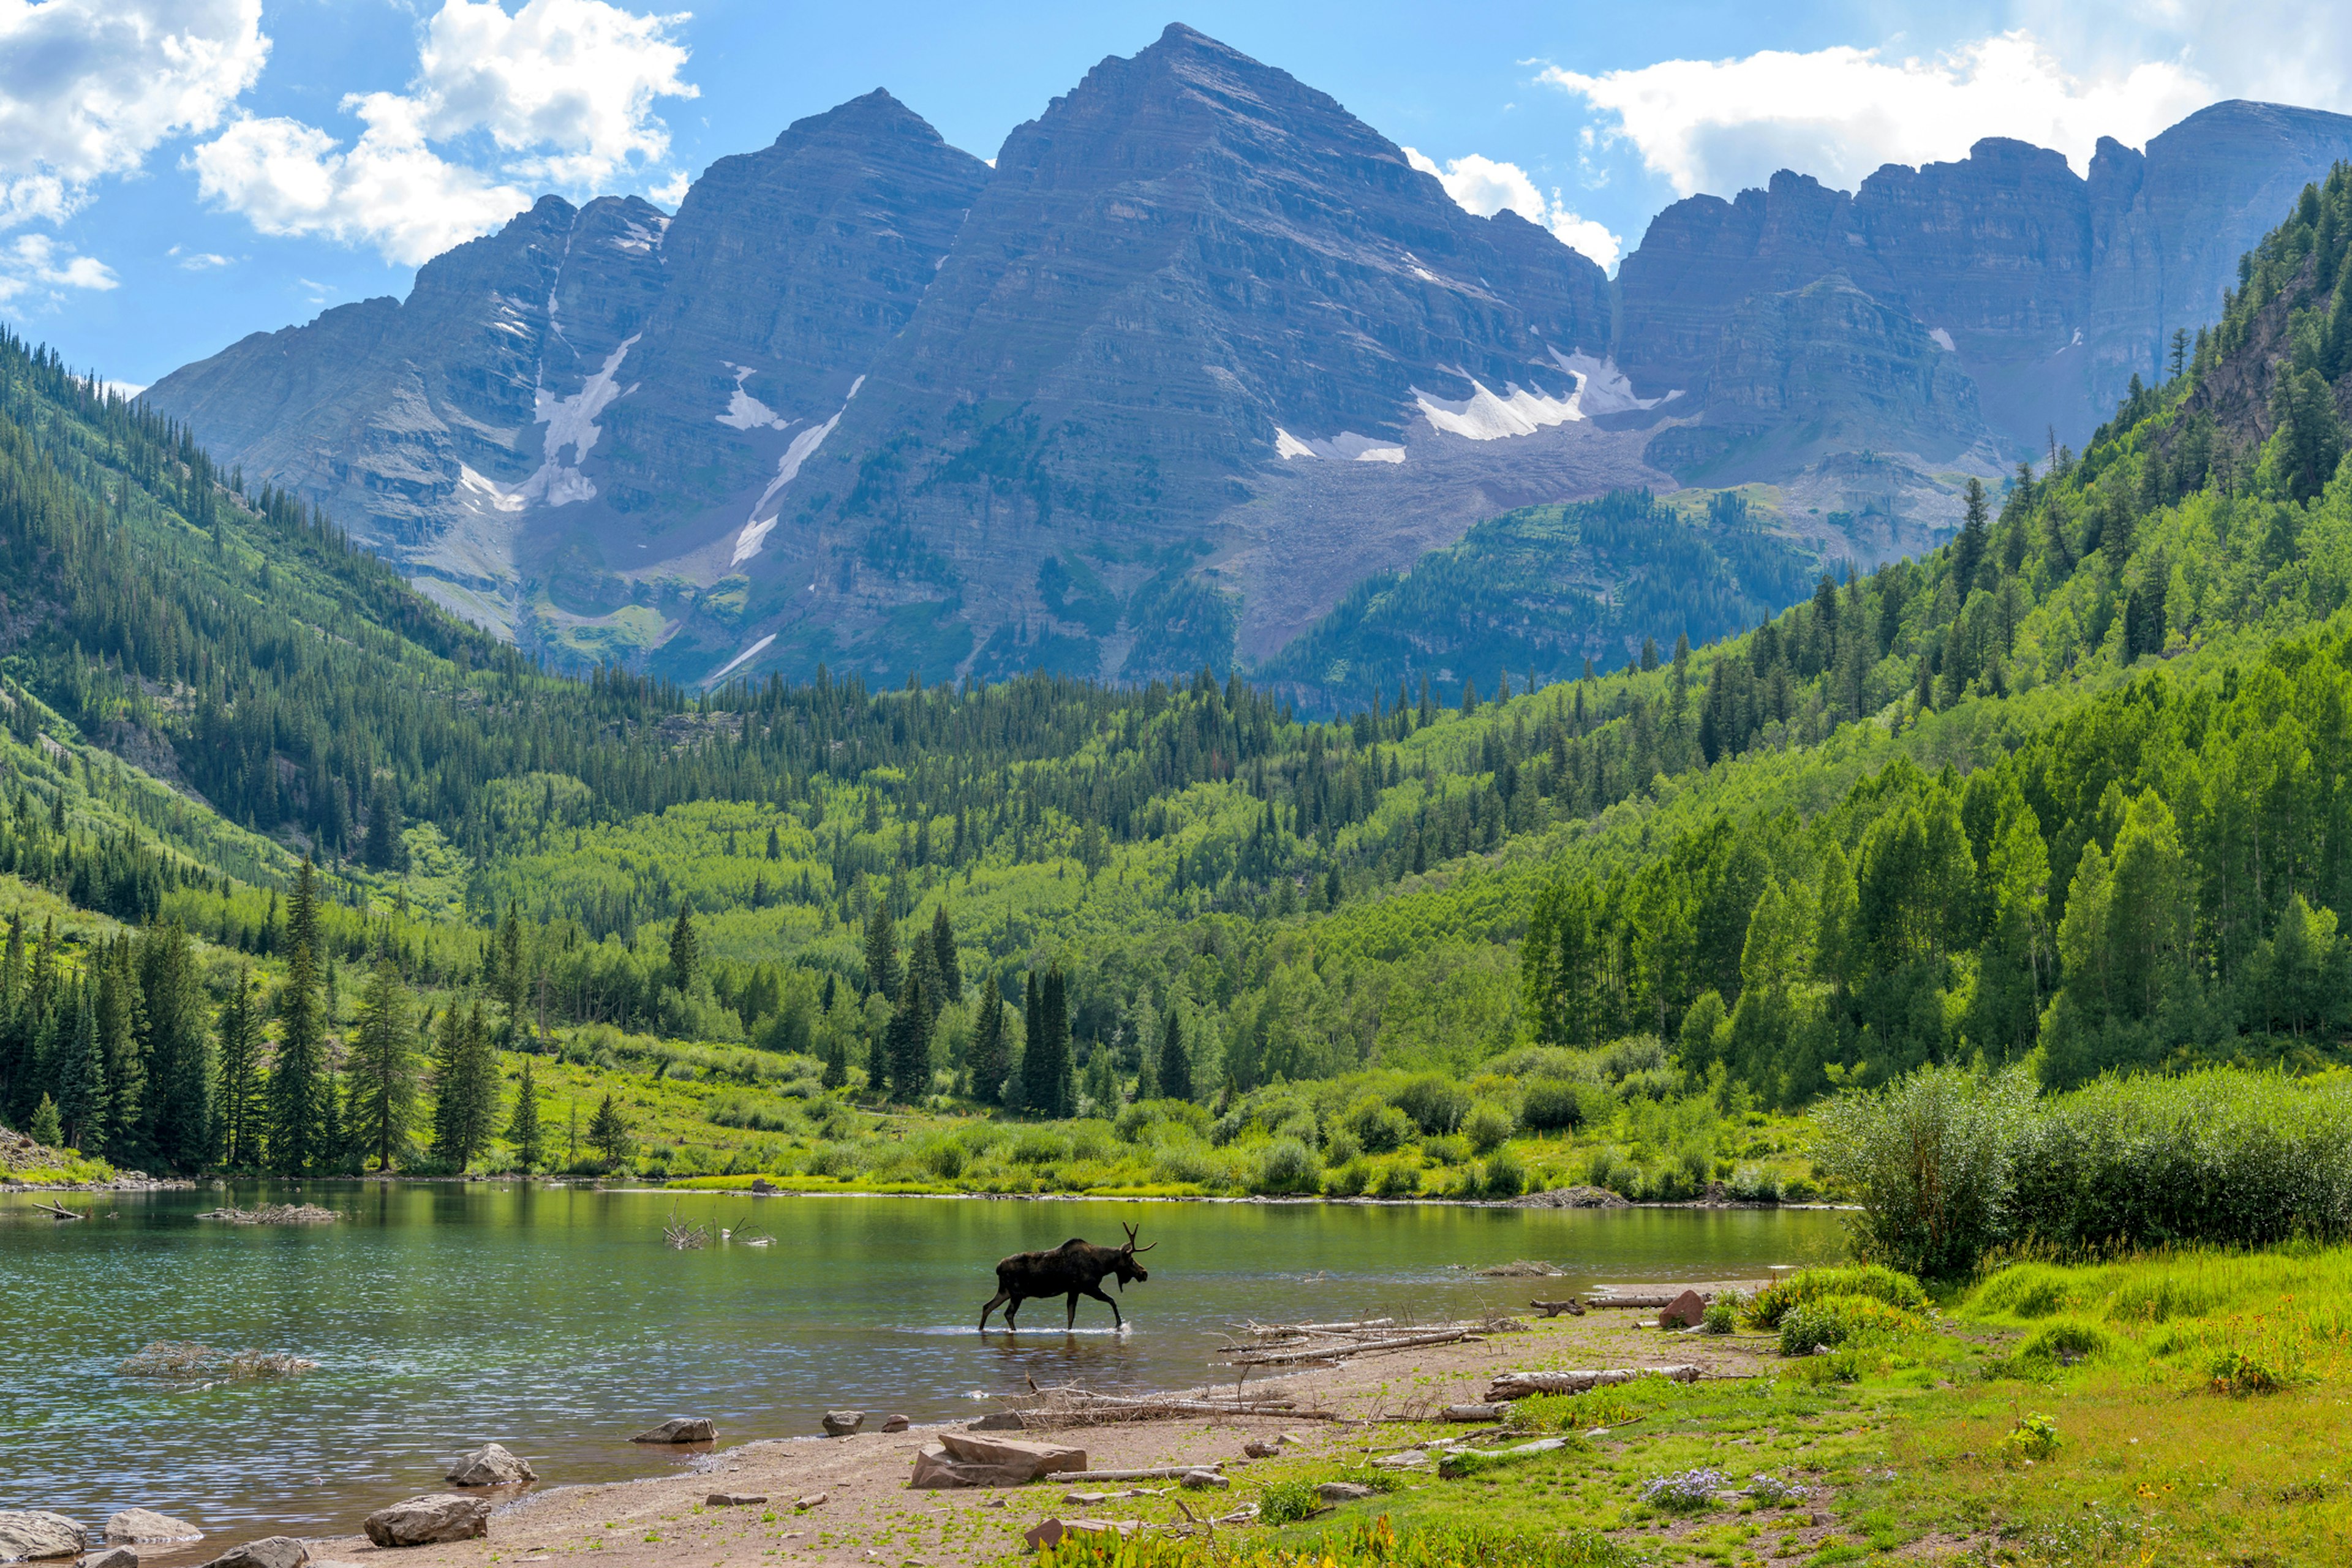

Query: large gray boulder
[0,1512,81,1562]
[361,1496,491,1549]
[445,1443,536,1487]
[199,1537,308,1568]
[80,1548,140,1568]
[820,1410,864,1438]
[630,1417,714,1444]
[104,1510,202,1545]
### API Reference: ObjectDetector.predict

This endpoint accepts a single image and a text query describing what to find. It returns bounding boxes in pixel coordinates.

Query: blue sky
[2,1,2345,388]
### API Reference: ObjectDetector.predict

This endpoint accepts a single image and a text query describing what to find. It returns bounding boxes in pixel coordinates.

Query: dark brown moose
[978,1223,1156,1330]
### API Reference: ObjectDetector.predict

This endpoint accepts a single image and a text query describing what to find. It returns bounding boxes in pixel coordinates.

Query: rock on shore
[105,1510,203,1544]
[445,1444,535,1487]
[630,1418,714,1444]
[0,1512,81,1562]
[198,1537,307,1568]
[363,1496,491,1548]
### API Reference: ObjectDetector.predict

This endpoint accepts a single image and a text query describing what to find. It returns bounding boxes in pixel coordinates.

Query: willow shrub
[1820,1065,2352,1275]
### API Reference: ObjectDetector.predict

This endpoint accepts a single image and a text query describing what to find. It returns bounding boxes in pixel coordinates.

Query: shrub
[1518,1079,1585,1133]
[1638,1468,1726,1512]
[1257,1479,1321,1526]
[1253,1137,1322,1194]
[1742,1473,1809,1506]
[1010,1128,1069,1166]
[1150,1144,1219,1188]
[1321,1128,1363,1167]
[2209,1348,2299,1395]
[1814,1064,2037,1279]
[1777,1292,1927,1357]
[1373,1160,1422,1197]
[2000,1412,2060,1461]
[2014,1316,2124,1368]
[1482,1148,1526,1197]
[1464,1102,1514,1155]
[704,1094,799,1133]
[1322,1159,1371,1197]
[802,1142,863,1179]
[1702,1293,1741,1335]
[1393,1074,1472,1136]
[1423,1134,1469,1166]
[1346,1099,1417,1153]
[923,1139,967,1180]
[1747,1265,1929,1329]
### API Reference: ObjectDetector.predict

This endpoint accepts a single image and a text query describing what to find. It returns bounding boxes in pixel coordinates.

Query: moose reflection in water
[978,1223,1156,1331]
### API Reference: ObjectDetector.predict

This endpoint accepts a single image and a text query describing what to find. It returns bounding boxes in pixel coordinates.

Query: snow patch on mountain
[1274,426,1406,462]
[1414,377,1582,440]
[732,375,865,565]
[717,363,790,431]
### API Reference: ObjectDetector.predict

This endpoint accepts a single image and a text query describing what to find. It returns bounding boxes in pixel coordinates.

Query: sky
[4,0,2351,390]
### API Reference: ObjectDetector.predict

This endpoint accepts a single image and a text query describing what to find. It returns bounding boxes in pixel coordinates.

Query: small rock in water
[821,1410,865,1438]
[881,1414,910,1433]
[200,1538,309,1568]
[703,1494,766,1509]
[363,1495,491,1548]
[0,1511,84,1562]
[1317,1483,1375,1502]
[80,1548,140,1568]
[445,1443,536,1487]
[105,1510,203,1545]
[630,1417,715,1444]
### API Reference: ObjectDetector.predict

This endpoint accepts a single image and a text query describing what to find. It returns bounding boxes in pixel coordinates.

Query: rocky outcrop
[361,1496,491,1548]
[103,1510,202,1544]
[198,1539,307,1568]
[1618,102,2352,461]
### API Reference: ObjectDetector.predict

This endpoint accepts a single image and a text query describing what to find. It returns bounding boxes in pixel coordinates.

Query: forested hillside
[7,165,2352,1186]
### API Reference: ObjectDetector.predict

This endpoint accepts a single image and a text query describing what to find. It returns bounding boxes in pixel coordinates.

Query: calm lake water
[2,1185,1845,1544]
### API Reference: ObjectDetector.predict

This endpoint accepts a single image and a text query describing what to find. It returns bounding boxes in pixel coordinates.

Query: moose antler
[1122,1221,1156,1253]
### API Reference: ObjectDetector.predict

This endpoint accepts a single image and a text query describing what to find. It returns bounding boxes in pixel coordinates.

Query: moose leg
[1005,1292,1025,1328]
[978,1289,1011,1332]
[1083,1283,1125,1329]
[1065,1291,1080,1330]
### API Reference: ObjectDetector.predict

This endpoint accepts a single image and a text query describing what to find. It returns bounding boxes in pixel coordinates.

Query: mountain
[1618,100,2352,480]
[141,26,2352,697]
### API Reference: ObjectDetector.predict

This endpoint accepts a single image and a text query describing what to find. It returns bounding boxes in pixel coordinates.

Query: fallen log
[1044,1464,1223,1483]
[1529,1298,1584,1317]
[1485,1366,1703,1400]
[31,1199,82,1220]
[1220,1326,1490,1365]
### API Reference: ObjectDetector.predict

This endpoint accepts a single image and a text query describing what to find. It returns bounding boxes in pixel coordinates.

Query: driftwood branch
[1485,1366,1703,1400]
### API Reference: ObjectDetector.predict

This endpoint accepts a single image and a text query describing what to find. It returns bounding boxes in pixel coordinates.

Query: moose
[977,1223,1156,1331]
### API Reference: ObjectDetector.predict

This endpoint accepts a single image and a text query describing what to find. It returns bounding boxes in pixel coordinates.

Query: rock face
[1617,101,2352,471]
[0,1512,81,1562]
[631,1417,715,1444]
[104,1510,202,1544]
[445,1442,536,1486]
[361,1495,492,1548]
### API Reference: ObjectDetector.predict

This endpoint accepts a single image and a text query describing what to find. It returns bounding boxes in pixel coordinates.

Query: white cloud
[190,0,695,265]
[650,168,691,206]
[0,232,118,304]
[1541,31,2211,197]
[1404,146,1623,271]
[168,246,235,270]
[0,0,267,228]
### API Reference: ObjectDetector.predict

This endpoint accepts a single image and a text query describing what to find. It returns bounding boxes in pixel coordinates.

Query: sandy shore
[288,1288,1784,1568]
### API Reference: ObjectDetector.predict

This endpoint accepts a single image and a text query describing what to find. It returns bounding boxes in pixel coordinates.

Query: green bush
[1702,1294,1741,1335]
[1970,1264,2078,1320]
[1777,1292,1927,1357]
[1814,1065,2036,1279]
[1482,1147,1526,1197]
[2014,1316,2124,1367]
[1253,1137,1322,1194]
[1394,1074,1472,1136]
[1257,1478,1321,1526]
[1747,1265,1928,1329]
[1373,1159,1422,1197]
[1322,1158,1371,1197]
[1464,1102,1515,1155]
[1518,1079,1585,1133]
[1346,1098,1417,1153]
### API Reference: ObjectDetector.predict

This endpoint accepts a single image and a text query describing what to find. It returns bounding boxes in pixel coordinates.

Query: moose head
[1114,1221,1156,1289]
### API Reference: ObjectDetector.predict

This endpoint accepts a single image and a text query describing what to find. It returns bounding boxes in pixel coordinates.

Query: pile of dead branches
[119,1341,317,1380]
[195,1203,337,1224]
[993,1380,1337,1428]
[663,1204,709,1250]
[1215,1314,1528,1367]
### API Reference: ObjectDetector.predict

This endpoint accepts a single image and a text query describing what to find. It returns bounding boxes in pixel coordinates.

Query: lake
[1,1184,1845,1544]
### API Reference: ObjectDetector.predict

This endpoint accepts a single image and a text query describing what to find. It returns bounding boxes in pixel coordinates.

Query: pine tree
[345,958,418,1172]
[269,859,326,1174]
[432,1000,499,1170]
[1020,970,1048,1113]
[930,907,962,1003]
[54,974,105,1153]
[886,970,932,1101]
[96,938,143,1166]
[507,1057,545,1172]
[213,965,263,1169]
[497,902,527,1038]
[139,922,210,1174]
[1158,1008,1193,1102]
[28,1091,61,1148]
[666,900,698,991]
[364,787,407,870]
[865,1016,889,1099]
[1953,477,1992,589]
[863,898,899,999]
[968,987,1008,1103]
[586,1091,633,1170]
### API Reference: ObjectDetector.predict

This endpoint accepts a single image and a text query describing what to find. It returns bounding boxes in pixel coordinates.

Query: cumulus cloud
[0,0,267,228]
[1403,146,1624,271]
[168,246,235,270]
[1542,30,2211,197]
[192,0,695,265]
[0,233,119,304]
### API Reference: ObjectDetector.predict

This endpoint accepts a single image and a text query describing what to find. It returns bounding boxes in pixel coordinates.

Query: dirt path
[287,1289,1775,1568]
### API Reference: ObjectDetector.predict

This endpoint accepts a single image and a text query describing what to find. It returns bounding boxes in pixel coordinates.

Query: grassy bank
[1035,1246,2352,1568]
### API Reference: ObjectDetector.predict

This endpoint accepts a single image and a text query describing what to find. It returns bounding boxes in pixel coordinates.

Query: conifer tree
[668,900,698,990]
[139,922,209,1173]
[586,1090,633,1170]
[269,859,326,1174]
[497,902,527,1037]
[214,965,264,1169]
[29,1092,61,1148]
[930,907,962,1002]
[886,970,932,1101]
[863,898,899,999]
[507,1057,544,1172]
[1020,970,1047,1113]
[96,940,143,1166]
[1158,1009,1192,1102]
[345,958,418,1172]
[967,987,1008,1103]
[432,1000,499,1170]
[54,974,105,1153]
